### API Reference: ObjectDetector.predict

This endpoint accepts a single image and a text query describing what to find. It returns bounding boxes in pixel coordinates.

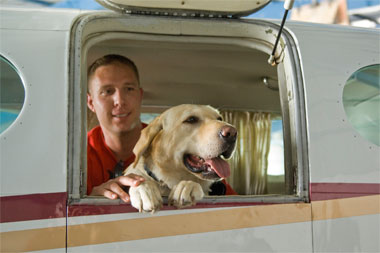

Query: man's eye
[184,116,199,124]
[100,88,113,95]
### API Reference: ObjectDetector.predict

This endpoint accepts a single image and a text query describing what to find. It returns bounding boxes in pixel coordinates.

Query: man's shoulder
[88,125,102,136]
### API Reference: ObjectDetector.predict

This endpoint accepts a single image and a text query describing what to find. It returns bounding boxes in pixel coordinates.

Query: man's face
[87,62,143,136]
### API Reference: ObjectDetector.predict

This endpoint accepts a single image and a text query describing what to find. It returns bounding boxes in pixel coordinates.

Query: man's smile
[113,112,130,118]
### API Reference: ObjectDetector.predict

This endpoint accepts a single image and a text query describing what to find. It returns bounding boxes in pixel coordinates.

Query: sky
[249,0,380,19]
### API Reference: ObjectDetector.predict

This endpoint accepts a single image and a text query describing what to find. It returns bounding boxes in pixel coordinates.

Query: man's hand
[90,173,145,202]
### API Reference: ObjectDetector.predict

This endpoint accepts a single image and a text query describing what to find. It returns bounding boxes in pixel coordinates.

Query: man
[87,54,145,202]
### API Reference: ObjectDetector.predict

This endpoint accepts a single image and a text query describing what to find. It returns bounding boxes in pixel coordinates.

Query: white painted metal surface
[313,214,380,252]
[286,22,380,184]
[0,8,80,196]
[97,0,271,16]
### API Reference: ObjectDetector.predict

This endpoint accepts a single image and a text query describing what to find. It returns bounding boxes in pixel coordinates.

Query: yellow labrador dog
[124,104,237,212]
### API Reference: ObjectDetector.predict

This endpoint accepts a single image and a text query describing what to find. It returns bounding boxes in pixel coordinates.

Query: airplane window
[0,56,25,134]
[221,111,285,195]
[343,64,380,146]
[266,117,285,194]
[141,112,160,124]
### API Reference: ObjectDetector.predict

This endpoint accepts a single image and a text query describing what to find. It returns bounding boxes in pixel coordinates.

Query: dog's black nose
[219,125,237,143]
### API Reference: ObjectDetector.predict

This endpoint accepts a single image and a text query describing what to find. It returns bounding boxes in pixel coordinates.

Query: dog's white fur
[124,104,236,212]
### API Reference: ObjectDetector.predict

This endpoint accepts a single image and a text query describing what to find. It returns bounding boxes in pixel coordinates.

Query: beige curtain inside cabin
[221,111,272,195]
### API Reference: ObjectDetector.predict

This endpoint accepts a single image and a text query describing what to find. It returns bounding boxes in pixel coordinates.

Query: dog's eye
[184,116,199,124]
[217,116,223,121]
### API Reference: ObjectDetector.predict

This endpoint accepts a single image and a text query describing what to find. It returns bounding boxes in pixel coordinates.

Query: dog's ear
[133,115,163,167]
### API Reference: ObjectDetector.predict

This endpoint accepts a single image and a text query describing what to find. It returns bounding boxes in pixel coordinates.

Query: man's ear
[87,93,95,113]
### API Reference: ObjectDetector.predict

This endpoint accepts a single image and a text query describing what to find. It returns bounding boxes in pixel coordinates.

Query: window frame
[0,55,26,135]
[67,13,309,206]
[342,64,380,146]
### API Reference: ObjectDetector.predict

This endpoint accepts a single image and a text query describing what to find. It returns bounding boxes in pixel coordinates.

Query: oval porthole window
[0,56,25,134]
[343,64,380,146]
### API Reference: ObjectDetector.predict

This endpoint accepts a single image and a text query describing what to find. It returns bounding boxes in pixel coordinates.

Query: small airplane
[0,0,379,252]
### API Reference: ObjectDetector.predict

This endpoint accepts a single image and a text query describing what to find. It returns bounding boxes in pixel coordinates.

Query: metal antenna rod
[268,0,295,66]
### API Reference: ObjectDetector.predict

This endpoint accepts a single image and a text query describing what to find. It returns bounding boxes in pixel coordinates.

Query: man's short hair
[87,54,140,88]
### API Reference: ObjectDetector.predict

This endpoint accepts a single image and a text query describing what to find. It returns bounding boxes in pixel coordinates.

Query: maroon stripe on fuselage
[0,192,67,223]
[1,183,379,222]
[310,183,380,201]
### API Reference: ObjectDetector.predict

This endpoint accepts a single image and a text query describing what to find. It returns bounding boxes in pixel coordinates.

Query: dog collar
[144,164,159,182]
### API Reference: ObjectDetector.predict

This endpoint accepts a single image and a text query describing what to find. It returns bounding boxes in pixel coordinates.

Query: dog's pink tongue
[205,157,230,178]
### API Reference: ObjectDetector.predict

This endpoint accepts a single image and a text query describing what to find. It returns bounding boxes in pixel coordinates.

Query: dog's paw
[129,180,163,213]
[168,181,204,208]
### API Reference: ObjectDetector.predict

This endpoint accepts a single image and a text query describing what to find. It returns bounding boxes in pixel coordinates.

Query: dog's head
[133,104,237,182]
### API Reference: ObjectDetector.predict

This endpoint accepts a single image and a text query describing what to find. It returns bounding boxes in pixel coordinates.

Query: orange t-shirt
[87,125,145,195]
[223,180,237,195]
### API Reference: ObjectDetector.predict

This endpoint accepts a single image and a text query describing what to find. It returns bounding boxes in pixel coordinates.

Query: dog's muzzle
[184,125,237,180]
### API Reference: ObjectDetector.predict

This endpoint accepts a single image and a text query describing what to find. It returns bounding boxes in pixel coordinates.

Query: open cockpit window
[68,12,308,207]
